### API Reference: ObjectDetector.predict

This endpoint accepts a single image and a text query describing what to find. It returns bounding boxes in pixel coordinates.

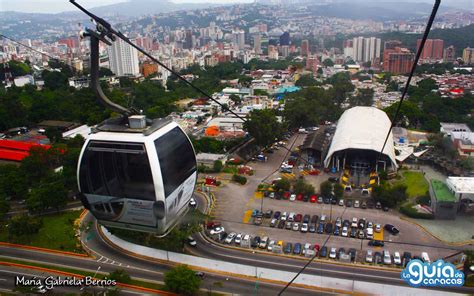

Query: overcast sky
[0,0,253,13]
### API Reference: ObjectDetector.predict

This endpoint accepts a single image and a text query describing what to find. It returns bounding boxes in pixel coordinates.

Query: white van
[241,234,251,248]
[421,252,430,263]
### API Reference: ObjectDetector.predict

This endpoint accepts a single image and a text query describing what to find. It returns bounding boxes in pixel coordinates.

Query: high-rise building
[443,46,456,63]
[306,55,319,73]
[280,45,289,58]
[417,39,444,62]
[279,32,290,46]
[268,45,279,60]
[183,30,193,50]
[383,47,414,74]
[253,34,262,54]
[343,40,354,59]
[462,48,474,64]
[301,40,310,56]
[351,36,381,63]
[108,38,140,77]
[232,30,245,50]
[384,40,402,51]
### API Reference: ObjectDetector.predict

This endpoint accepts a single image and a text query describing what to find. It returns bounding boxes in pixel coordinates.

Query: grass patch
[397,171,429,199]
[0,257,165,291]
[0,210,83,253]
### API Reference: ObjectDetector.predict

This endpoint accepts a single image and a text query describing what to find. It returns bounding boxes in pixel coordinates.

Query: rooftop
[446,177,474,194]
[431,179,456,202]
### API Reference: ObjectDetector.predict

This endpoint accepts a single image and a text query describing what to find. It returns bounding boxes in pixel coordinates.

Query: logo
[401,259,464,287]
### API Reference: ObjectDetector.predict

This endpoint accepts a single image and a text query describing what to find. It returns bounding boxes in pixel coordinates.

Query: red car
[283,191,290,200]
[295,214,303,222]
[297,194,303,201]
[314,244,320,251]
[310,195,317,203]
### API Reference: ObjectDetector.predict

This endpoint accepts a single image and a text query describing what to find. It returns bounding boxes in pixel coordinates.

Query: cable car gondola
[76,23,197,235]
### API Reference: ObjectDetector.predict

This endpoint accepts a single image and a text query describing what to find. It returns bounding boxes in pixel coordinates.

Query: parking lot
[209,133,465,266]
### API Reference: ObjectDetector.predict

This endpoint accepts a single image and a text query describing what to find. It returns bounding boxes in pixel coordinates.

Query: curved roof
[324,107,397,168]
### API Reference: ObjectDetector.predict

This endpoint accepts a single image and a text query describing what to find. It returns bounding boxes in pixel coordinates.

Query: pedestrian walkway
[405,215,474,244]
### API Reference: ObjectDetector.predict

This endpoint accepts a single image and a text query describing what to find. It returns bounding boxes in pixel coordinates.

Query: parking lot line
[374,228,384,241]
[242,209,253,223]
[254,191,263,199]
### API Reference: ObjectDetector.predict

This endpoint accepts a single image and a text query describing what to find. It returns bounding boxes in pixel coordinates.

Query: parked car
[338,247,345,259]
[303,195,310,202]
[309,223,316,233]
[319,246,328,257]
[310,195,317,203]
[281,212,288,221]
[375,201,382,209]
[349,248,357,262]
[303,214,311,224]
[329,247,337,259]
[251,236,261,248]
[267,240,275,252]
[346,200,352,207]
[339,199,344,206]
[331,198,337,205]
[366,227,374,239]
[361,202,367,209]
[393,252,402,265]
[284,242,293,254]
[368,240,384,247]
[270,218,278,227]
[210,226,225,235]
[350,227,357,238]
[421,252,431,263]
[367,221,373,229]
[288,212,295,222]
[269,192,275,199]
[225,232,236,244]
[383,250,392,265]
[189,197,197,208]
[294,213,302,223]
[278,220,285,229]
[302,243,313,255]
[290,194,296,201]
[320,215,327,222]
[354,200,360,208]
[285,221,292,230]
[300,223,309,233]
[251,210,259,217]
[311,215,319,224]
[366,250,373,263]
[384,224,400,235]
[374,252,383,264]
[383,206,389,212]
[375,224,382,233]
[297,194,304,201]
[402,252,412,267]
[367,201,374,208]
[325,222,333,234]
[357,230,365,239]
[317,196,323,203]
[343,219,350,227]
[317,222,325,234]
[234,233,242,245]
[254,216,262,225]
[351,218,358,228]
[358,218,366,229]
[273,211,281,219]
[293,243,302,255]
[335,217,342,228]
[265,210,273,218]
[333,226,340,236]
[292,223,300,231]
[341,226,349,237]
[323,197,330,204]
[259,236,269,249]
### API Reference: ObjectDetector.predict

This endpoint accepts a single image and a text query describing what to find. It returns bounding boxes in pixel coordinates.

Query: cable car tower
[75,8,197,236]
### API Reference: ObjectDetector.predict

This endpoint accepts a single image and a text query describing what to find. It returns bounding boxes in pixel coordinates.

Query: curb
[0,260,175,295]
[0,242,89,258]
[399,216,474,247]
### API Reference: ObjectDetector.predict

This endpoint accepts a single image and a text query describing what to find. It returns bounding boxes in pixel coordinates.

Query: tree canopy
[243,109,284,147]
[164,265,202,295]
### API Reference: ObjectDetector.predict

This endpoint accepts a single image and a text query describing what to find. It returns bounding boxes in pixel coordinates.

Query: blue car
[251,209,258,217]
[293,243,302,255]
[317,222,325,234]
[334,226,340,236]
[284,242,293,254]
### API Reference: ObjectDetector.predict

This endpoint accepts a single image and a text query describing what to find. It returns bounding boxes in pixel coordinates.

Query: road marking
[374,229,384,241]
[97,256,104,262]
[242,209,253,223]
[0,278,7,281]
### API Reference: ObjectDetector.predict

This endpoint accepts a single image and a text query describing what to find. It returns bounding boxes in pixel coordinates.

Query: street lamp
[254,272,263,295]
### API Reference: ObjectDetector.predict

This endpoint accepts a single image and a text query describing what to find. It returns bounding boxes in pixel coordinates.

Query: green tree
[0,165,28,200]
[372,183,408,208]
[43,71,68,90]
[8,215,42,239]
[213,160,223,172]
[295,75,318,87]
[27,173,68,213]
[0,196,9,220]
[229,94,242,105]
[164,265,202,295]
[294,178,315,196]
[243,109,283,147]
[333,183,344,198]
[323,58,334,67]
[349,88,374,107]
[320,181,333,197]
[274,178,291,192]
[108,269,132,284]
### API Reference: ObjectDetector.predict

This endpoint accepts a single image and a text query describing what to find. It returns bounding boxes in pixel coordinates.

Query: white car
[234,233,242,245]
[259,236,269,249]
[267,240,275,251]
[300,223,308,233]
[281,212,288,221]
[375,224,382,233]
[351,217,358,228]
[341,226,348,237]
[210,226,225,235]
[187,236,197,247]
[292,222,300,231]
[339,199,344,206]
[329,247,337,259]
[189,197,197,207]
[367,221,374,229]
[302,243,312,255]
[366,250,373,263]
[225,232,236,244]
[290,194,296,201]
[320,215,327,222]
[421,252,431,263]
[366,227,374,239]
[393,252,402,265]
[269,192,275,199]
[383,250,392,265]
[335,217,342,228]
[354,200,360,208]
[288,212,295,222]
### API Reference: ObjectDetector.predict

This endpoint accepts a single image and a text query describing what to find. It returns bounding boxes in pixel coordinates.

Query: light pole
[254,272,263,295]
